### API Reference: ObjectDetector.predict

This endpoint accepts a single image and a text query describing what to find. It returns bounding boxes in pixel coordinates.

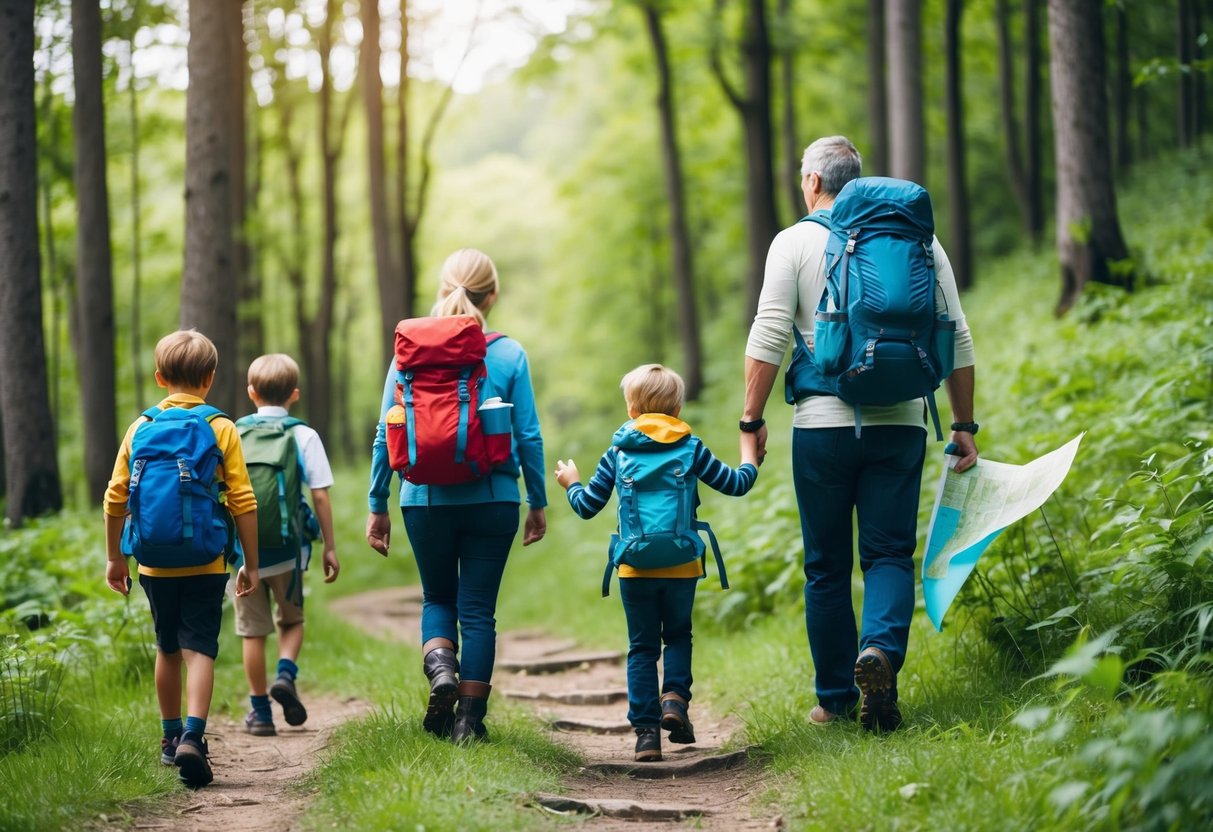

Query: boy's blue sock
[250,694,273,723]
[277,658,298,681]
[183,716,207,742]
[162,717,183,741]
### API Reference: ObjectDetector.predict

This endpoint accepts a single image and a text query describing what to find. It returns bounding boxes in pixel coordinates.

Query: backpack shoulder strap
[141,406,162,421]
[190,404,226,424]
[692,519,728,590]
[485,332,507,347]
[799,208,832,231]
[281,416,307,430]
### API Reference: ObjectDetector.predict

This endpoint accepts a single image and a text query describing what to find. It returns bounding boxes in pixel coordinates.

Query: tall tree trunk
[230,0,258,371]
[710,0,779,320]
[995,0,1028,229]
[0,0,63,524]
[71,0,118,505]
[181,0,238,413]
[945,0,972,290]
[1179,0,1195,147]
[396,3,418,322]
[642,4,703,400]
[866,0,888,175]
[886,0,925,184]
[1023,0,1044,242]
[127,35,145,410]
[1193,0,1205,137]
[1047,0,1133,315]
[1113,1,1132,170]
[361,0,400,364]
[778,0,802,222]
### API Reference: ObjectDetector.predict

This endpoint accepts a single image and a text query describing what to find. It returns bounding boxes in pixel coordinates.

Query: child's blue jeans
[618,576,697,727]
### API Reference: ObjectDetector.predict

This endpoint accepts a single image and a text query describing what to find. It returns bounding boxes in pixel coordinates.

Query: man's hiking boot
[854,647,903,733]
[451,681,491,744]
[270,673,308,727]
[660,693,696,744]
[244,710,277,737]
[159,736,179,766]
[422,646,460,737]
[634,727,662,762]
[174,735,213,787]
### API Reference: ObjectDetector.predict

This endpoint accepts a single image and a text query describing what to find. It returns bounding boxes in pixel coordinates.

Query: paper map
[922,434,1084,630]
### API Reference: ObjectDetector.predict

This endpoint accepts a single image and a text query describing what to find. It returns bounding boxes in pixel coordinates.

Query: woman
[366,248,547,743]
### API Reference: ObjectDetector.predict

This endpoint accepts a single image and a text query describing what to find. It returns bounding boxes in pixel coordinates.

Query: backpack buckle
[846,232,858,254]
[457,378,470,403]
[177,459,191,483]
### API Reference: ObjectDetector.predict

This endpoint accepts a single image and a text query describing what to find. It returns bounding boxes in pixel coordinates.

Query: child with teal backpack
[104,330,260,787]
[554,364,759,762]
[231,354,340,736]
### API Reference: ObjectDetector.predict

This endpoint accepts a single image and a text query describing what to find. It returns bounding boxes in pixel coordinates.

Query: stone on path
[500,687,629,706]
[496,650,623,674]
[584,747,752,780]
[532,793,712,821]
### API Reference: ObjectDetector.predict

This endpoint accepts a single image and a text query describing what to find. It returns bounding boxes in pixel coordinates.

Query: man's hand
[366,512,391,557]
[234,565,259,597]
[106,558,130,596]
[523,508,546,546]
[554,459,580,489]
[948,430,980,473]
[322,549,340,583]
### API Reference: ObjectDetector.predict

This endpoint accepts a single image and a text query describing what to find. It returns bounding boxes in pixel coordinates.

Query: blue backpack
[121,405,234,568]
[602,435,726,597]
[784,177,957,439]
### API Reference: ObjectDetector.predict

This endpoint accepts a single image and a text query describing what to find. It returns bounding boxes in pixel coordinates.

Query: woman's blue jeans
[402,503,519,683]
[792,425,925,715]
[618,576,697,727]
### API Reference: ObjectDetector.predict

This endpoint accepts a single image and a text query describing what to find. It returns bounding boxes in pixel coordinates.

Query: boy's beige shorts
[229,571,304,637]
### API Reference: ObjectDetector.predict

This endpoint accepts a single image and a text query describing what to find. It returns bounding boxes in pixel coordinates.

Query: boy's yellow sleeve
[213,417,257,516]
[103,420,142,517]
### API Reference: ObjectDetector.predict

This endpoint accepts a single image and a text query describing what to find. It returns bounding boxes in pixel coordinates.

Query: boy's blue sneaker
[244,710,277,737]
[159,736,179,766]
[270,673,308,726]
[174,735,213,787]
[660,693,696,744]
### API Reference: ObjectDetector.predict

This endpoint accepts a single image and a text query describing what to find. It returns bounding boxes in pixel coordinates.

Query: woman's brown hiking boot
[854,647,903,732]
[451,681,491,744]
[422,642,460,737]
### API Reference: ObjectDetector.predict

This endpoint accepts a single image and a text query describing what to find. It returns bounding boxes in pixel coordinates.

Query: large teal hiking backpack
[602,434,726,597]
[784,177,958,439]
[235,415,319,578]
[121,405,234,568]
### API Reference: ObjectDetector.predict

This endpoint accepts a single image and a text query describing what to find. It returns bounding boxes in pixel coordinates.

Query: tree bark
[0,0,63,524]
[1178,0,1195,147]
[230,0,259,371]
[1047,0,1133,315]
[361,0,400,364]
[127,32,145,410]
[1023,0,1044,242]
[642,4,703,400]
[945,0,972,290]
[886,0,925,184]
[396,3,419,324]
[1113,1,1132,170]
[182,0,238,413]
[778,0,802,223]
[71,0,118,504]
[995,0,1028,228]
[866,0,888,176]
[709,0,779,320]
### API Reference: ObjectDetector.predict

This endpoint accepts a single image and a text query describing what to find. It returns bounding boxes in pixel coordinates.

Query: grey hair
[800,136,862,195]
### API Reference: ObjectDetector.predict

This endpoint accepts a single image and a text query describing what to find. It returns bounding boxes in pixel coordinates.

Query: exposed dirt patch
[334,585,778,829]
[100,696,369,831]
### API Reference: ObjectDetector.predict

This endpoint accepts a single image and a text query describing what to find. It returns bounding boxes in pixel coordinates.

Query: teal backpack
[236,416,319,597]
[602,429,726,597]
[785,177,957,439]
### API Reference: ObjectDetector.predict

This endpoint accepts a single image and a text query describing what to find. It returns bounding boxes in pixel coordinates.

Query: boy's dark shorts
[139,573,229,659]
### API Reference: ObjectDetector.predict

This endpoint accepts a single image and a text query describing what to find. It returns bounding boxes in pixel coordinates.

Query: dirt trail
[101,696,368,831]
[332,586,779,829]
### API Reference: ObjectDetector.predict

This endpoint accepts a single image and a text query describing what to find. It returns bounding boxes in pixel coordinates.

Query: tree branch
[708,0,746,112]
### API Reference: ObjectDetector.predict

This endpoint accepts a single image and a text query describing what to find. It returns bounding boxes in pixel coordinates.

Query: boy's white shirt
[255,405,334,578]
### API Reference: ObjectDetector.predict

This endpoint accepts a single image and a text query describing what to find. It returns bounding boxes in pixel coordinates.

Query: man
[740,135,979,731]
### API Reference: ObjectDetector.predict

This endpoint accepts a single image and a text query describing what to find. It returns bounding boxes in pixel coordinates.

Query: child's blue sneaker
[159,736,179,766]
[174,735,213,787]
[244,710,277,737]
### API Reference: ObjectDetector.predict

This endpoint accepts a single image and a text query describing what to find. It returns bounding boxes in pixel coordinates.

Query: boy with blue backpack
[554,364,759,762]
[104,330,260,787]
[232,353,339,737]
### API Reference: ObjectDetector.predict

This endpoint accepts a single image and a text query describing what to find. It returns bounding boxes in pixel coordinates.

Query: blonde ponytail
[432,248,499,327]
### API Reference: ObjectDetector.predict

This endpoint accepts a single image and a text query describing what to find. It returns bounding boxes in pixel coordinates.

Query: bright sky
[37,0,589,100]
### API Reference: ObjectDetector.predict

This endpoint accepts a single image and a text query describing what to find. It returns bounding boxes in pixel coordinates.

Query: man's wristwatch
[950,421,980,435]
[739,418,766,433]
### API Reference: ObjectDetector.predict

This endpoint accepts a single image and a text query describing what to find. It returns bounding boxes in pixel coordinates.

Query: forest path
[103,696,369,831]
[332,586,779,830]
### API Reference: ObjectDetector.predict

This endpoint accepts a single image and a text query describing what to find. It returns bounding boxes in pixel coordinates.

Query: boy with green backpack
[554,364,759,762]
[232,353,340,735]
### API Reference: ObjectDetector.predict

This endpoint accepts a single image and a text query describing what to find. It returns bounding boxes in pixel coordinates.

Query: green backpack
[236,415,313,571]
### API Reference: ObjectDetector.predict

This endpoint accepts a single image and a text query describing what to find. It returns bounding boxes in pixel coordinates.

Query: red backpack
[386,315,513,485]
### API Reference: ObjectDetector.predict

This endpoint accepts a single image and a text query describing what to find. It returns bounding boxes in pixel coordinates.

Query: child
[232,353,340,736]
[554,364,759,762]
[104,330,260,787]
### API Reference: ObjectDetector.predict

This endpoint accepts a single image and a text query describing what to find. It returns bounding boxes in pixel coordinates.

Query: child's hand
[234,565,259,597]
[740,432,761,467]
[106,558,130,596]
[366,512,391,557]
[322,549,340,583]
[554,459,580,489]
